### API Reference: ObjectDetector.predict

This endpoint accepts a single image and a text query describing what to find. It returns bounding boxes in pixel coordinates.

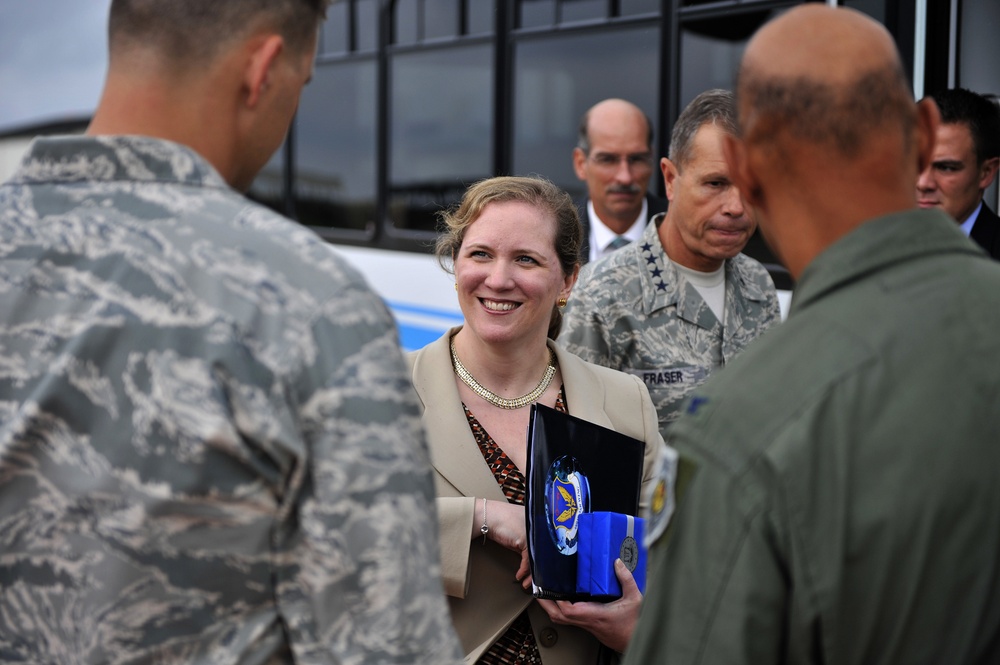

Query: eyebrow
[932,159,965,168]
[700,171,731,182]
[593,150,652,156]
[465,241,546,256]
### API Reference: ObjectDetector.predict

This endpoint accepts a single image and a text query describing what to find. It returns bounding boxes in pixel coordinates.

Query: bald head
[737,5,915,159]
[574,98,656,234]
[727,5,939,280]
[577,99,654,154]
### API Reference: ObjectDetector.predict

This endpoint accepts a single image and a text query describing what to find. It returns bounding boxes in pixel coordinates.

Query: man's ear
[915,97,941,176]
[244,34,285,108]
[572,147,588,181]
[979,156,1000,190]
[661,157,679,202]
[723,133,763,209]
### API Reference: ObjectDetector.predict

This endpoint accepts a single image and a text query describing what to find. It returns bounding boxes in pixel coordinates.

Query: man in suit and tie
[917,87,1000,259]
[573,98,667,264]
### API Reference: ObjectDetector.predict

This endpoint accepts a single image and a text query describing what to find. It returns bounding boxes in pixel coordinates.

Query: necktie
[608,236,631,251]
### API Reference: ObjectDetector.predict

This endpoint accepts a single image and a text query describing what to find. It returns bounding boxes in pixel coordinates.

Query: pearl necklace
[450,338,557,410]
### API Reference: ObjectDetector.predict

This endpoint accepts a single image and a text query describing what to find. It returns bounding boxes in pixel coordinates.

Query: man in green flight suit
[625,5,1000,664]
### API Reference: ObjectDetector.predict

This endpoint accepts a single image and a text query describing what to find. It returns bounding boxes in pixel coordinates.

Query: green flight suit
[625,209,1000,664]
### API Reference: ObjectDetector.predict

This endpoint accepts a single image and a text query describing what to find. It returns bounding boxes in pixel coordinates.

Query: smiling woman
[406,175,668,663]
[453,199,575,352]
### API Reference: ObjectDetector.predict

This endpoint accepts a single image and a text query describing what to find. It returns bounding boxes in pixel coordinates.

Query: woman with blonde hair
[408,175,666,663]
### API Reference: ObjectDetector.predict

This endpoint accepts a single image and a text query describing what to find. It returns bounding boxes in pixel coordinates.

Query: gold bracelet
[480,499,489,544]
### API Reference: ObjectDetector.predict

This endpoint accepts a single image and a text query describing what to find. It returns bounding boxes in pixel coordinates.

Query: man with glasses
[561,90,780,434]
[573,98,667,264]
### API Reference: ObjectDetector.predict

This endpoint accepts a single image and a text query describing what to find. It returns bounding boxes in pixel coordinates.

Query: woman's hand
[473,499,535,591]
[474,499,527,554]
[535,558,642,654]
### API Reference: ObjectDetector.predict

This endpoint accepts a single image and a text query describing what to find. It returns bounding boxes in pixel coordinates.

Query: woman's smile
[481,298,520,312]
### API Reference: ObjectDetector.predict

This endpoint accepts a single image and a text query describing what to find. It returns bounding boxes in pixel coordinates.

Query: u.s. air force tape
[620,515,639,572]
[644,444,678,548]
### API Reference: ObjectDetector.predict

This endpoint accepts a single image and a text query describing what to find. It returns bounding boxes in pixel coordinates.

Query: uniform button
[539,627,558,648]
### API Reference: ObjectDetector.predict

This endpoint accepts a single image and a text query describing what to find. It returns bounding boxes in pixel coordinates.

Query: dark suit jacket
[577,193,668,265]
[970,202,1000,259]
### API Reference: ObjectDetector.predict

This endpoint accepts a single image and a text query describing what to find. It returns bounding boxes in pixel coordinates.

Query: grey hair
[668,89,739,168]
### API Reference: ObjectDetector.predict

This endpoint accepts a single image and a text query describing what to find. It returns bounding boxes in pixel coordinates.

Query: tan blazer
[408,328,665,664]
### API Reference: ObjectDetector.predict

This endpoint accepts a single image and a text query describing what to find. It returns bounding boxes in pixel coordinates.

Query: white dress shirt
[588,198,649,263]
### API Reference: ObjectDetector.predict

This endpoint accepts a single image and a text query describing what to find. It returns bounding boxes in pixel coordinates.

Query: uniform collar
[635,214,769,329]
[12,135,231,191]
[791,208,982,316]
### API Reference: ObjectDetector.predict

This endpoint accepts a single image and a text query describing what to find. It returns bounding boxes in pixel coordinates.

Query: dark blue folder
[525,403,644,601]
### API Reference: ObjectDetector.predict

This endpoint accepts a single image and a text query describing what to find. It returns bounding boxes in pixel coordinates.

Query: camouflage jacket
[560,214,781,433]
[0,136,462,665]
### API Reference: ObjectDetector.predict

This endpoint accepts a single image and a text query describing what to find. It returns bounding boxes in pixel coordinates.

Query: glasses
[587,151,653,172]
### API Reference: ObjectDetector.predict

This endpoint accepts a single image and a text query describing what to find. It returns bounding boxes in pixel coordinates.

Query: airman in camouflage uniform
[560,90,781,434]
[0,1,462,663]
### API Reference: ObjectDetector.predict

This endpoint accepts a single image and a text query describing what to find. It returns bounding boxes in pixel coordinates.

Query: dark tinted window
[621,0,659,16]
[512,26,659,201]
[520,0,556,28]
[389,44,494,233]
[356,0,379,52]
[425,0,460,40]
[323,2,350,53]
[394,1,495,44]
[560,0,604,23]
[294,60,378,234]
[841,0,886,24]
[468,1,496,34]
[394,0,420,44]
[679,10,776,110]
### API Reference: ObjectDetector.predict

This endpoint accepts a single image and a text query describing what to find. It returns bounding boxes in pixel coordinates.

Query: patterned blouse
[465,388,568,665]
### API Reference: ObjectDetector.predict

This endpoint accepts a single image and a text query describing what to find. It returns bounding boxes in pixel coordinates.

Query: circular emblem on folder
[544,456,590,555]
[620,536,639,572]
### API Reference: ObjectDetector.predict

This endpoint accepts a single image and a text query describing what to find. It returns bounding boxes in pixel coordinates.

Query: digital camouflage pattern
[560,215,781,433]
[0,136,462,665]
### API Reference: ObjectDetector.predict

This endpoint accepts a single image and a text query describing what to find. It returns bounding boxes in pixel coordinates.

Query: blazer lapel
[553,342,615,430]
[411,331,508,501]
[412,334,618,498]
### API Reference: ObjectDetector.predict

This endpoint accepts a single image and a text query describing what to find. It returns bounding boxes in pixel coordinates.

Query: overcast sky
[0,1,111,134]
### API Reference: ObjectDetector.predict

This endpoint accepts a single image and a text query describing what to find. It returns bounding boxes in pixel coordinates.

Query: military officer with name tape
[560,89,780,434]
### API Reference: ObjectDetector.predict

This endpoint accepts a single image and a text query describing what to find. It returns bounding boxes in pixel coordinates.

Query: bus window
[294,60,379,236]
[248,146,289,217]
[512,26,659,201]
[388,44,494,234]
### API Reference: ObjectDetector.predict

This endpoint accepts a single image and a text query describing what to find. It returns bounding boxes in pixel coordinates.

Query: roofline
[0,115,92,140]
